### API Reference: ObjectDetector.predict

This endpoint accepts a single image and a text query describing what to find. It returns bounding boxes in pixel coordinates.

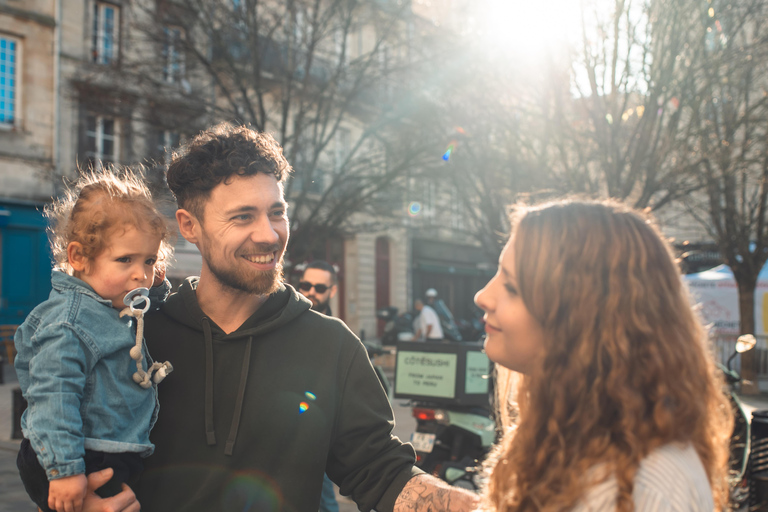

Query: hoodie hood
[159,277,312,455]
[163,276,312,339]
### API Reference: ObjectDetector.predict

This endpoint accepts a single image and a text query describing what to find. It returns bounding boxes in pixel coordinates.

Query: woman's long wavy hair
[480,200,732,512]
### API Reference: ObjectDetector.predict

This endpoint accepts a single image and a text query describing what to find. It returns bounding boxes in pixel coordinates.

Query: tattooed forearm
[394,474,479,512]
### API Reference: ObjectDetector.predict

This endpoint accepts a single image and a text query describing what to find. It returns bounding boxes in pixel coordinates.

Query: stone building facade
[0,1,58,325]
[0,0,499,340]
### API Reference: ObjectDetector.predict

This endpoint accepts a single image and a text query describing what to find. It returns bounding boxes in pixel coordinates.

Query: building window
[92,2,119,65]
[155,129,180,162]
[449,185,465,230]
[163,26,185,83]
[0,38,18,126]
[378,42,392,101]
[293,8,307,47]
[334,28,348,67]
[334,128,350,172]
[85,115,118,168]
[356,26,364,59]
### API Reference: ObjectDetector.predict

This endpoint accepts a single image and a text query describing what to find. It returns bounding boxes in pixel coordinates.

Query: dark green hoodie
[135,278,418,512]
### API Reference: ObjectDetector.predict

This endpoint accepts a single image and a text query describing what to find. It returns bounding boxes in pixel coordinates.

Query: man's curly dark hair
[167,123,291,219]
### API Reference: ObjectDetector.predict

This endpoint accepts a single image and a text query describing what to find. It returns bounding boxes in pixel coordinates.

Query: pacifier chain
[120,288,173,389]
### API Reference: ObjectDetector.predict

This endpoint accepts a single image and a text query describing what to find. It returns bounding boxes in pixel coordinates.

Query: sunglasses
[298,281,330,294]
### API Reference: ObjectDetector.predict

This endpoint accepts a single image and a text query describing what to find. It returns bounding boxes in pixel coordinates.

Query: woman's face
[474,241,545,374]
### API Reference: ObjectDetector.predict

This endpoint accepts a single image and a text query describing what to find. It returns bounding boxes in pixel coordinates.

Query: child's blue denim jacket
[14,271,161,480]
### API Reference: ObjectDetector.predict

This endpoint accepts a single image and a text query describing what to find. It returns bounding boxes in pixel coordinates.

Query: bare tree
[529,0,708,210]
[682,0,768,342]
[106,0,435,262]
[394,27,557,262]
[538,0,768,387]
[418,0,768,359]
[387,0,708,263]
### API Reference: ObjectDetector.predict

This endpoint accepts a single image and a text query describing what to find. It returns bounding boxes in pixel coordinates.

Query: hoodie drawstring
[202,318,253,456]
[202,317,216,446]
[225,335,253,456]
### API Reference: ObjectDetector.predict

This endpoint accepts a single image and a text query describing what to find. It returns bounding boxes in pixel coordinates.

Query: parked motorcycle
[409,401,495,490]
[376,306,415,345]
[430,298,464,342]
[456,306,485,343]
[721,333,768,510]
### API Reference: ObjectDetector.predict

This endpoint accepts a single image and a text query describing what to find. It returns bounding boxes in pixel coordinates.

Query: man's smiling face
[195,172,289,295]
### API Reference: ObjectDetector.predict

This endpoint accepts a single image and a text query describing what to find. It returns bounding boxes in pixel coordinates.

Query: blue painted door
[0,205,52,326]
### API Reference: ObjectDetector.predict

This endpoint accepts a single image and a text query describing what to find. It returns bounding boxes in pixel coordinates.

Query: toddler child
[14,169,174,512]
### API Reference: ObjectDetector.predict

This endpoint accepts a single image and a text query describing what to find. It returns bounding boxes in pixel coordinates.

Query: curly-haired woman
[474,200,732,512]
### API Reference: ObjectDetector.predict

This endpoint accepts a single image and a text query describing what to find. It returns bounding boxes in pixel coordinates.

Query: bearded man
[299,260,338,317]
[82,123,476,512]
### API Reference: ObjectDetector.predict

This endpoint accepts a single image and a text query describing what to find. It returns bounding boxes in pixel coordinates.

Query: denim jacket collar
[50,270,114,309]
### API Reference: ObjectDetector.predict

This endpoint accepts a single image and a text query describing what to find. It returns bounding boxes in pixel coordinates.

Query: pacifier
[123,287,151,314]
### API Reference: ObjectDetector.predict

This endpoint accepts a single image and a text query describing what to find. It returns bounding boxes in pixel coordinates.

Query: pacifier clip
[120,288,173,389]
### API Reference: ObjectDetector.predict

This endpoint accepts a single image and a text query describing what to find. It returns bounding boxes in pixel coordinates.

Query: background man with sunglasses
[299,260,340,512]
[299,261,338,317]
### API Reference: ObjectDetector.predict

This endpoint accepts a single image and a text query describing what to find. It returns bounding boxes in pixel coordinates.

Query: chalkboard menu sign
[394,341,491,406]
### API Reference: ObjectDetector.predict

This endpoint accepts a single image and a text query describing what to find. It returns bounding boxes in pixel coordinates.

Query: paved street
[0,361,33,512]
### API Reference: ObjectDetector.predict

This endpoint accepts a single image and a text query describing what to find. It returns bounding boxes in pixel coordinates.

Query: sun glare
[473,0,592,59]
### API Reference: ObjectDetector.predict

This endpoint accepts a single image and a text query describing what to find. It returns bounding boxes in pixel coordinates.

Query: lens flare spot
[142,465,283,511]
[305,391,317,401]
[408,202,422,217]
[299,402,309,414]
[222,472,283,511]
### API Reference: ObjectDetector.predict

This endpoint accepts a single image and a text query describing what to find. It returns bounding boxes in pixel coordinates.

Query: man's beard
[209,257,284,295]
[309,296,330,312]
[202,238,285,295]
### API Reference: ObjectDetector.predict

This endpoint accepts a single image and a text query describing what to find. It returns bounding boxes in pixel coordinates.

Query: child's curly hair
[46,167,174,275]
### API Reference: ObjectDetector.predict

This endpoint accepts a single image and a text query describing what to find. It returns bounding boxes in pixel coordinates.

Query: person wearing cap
[424,288,464,342]
[413,293,444,341]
